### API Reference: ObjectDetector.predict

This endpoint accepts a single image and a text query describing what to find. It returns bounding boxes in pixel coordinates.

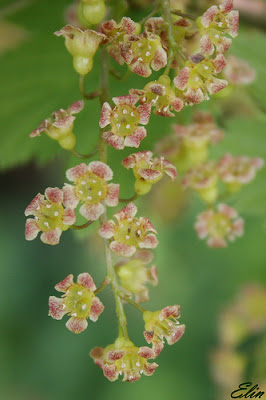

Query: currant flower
[63,161,119,221]
[195,204,244,248]
[130,75,183,117]
[217,153,264,193]
[196,0,239,56]
[122,151,177,195]
[143,306,185,356]
[174,54,228,104]
[222,55,256,86]
[90,337,158,382]
[25,188,76,245]
[120,32,167,77]
[116,250,158,303]
[29,100,84,150]
[49,273,104,334]
[55,25,106,75]
[182,161,218,204]
[78,0,106,27]
[99,94,151,150]
[101,17,141,65]
[98,202,158,257]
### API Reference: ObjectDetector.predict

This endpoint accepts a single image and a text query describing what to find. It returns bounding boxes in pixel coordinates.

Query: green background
[0,1,265,399]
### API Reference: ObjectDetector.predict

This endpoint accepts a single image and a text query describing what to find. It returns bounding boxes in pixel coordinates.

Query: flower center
[208,214,230,238]
[111,105,139,137]
[36,201,65,231]
[64,284,94,318]
[131,37,157,64]
[75,173,107,204]
[114,218,145,247]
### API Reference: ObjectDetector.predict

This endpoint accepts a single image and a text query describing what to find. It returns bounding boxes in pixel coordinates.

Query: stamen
[78,291,82,296]
[44,222,49,227]
[46,204,51,208]
[123,109,127,114]
[82,304,87,310]
[126,124,130,129]
[54,212,59,216]
[98,191,102,196]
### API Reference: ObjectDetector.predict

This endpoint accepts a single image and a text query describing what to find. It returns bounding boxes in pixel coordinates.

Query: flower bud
[78,0,106,27]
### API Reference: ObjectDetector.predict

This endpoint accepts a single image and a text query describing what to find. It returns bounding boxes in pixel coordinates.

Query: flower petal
[151,47,167,71]
[114,202,137,222]
[227,10,239,38]
[66,163,88,182]
[134,249,154,264]
[88,161,113,181]
[25,219,40,240]
[124,127,147,148]
[159,305,180,320]
[77,272,96,291]
[66,317,88,334]
[174,67,190,90]
[63,184,79,209]
[40,228,62,245]
[55,274,74,292]
[103,131,125,150]
[139,217,157,233]
[143,362,158,376]
[138,168,162,181]
[201,5,218,27]
[107,349,125,361]
[167,324,186,345]
[90,297,104,322]
[138,103,151,125]
[48,296,67,320]
[106,183,119,207]
[103,364,119,382]
[171,98,184,112]
[68,100,84,114]
[79,203,105,221]
[218,203,237,218]
[25,193,44,216]
[207,237,227,248]
[63,207,76,225]
[113,94,139,106]
[130,59,151,78]
[98,220,116,239]
[200,34,214,55]
[138,346,155,359]
[99,102,112,128]
[110,241,136,257]
[139,234,158,249]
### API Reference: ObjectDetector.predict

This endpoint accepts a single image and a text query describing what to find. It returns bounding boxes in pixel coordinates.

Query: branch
[70,220,94,230]
[71,146,98,159]
[79,75,102,100]
[119,193,138,203]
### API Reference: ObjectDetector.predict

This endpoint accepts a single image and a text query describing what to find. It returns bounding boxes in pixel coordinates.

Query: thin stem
[70,220,94,230]
[79,75,102,100]
[98,48,129,340]
[119,193,138,203]
[119,295,148,313]
[139,0,160,25]
[170,9,197,21]
[110,68,132,82]
[71,146,98,159]
[94,276,111,295]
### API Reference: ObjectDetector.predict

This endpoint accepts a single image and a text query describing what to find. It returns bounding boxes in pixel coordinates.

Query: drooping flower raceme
[98,202,158,257]
[29,100,84,150]
[99,94,151,150]
[63,161,119,221]
[143,305,185,356]
[217,153,264,192]
[55,25,106,75]
[195,203,244,248]
[174,54,228,104]
[101,17,141,65]
[122,151,177,195]
[196,0,239,55]
[90,337,158,382]
[116,250,158,303]
[49,273,104,333]
[25,187,76,245]
[130,75,183,117]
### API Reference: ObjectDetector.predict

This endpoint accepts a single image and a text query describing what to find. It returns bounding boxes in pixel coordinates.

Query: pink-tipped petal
[103,132,125,150]
[25,219,40,240]
[131,60,151,78]
[171,98,184,112]
[213,54,227,73]
[200,35,214,55]
[220,0,233,13]
[218,203,237,218]
[63,208,76,226]
[66,163,88,182]
[98,220,116,239]
[150,265,158,286]
[103,364,119,382]
[139,217,157,233]
[68,100,84,114]
[66,317,88,334]
[53,115,75,129]
[201,5,218,27]
[174,67,190,90]
[106,183,119,207]
[55,274,74,292]
[115,202,137,222]
[139,234,158,249]
[112,94,139,107]
[25,193,44,216]
[160,305,180,320]
[167,324,186,345]
[63,184,79,209]
[144,330,154,343]
[143,362,158,376]
[99,102,112,128]
[227,10,239,38]
[121,17,137,34]
[77,272,96,292]
[40,228,62,245]
[164,162,177,180]
[207,237,227,248]
[110,241,136,257]
[88,161,113,181]
[134,249,154,264]
[79,203,105,221]
[232,218,244,237]
[107,349,125,361]
[151,47,167,71]
[48,296,67,320]
[138,168,162,181]
[206,78,228,95]
[90,297,104,322]
[138,103,151,125]
[138,346,155,359]
[124,127,147,148]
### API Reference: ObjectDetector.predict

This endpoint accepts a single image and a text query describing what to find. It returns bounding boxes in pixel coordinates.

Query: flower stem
[110,68,132,82]
[119,193,138,203]
[119,294,148,313]
[98,47,129,340]
[79,75,102,100]
[170,9,197,21]
[70,220,94,230]
[139,0,160,25]
[71,146,98,159]
[94,276,111,295]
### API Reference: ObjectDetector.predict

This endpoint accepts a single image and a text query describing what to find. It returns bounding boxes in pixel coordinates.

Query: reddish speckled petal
[113,94,139,107]
[163,161,177,180]
[25,193,45,216]
[63,184,79,209]
[40,228,62,245]
[207,78,228,95]
[143,362,158,376]
[159,305,180,320]
[90,346,104,361]
[53,115,75,129]
[232,218,244,237]
[79,202,105,221]
[45,187,63,204]
[139,234,158,249]
[200,35,214,55]
[149,265,158,286]
[201,5,218,27]
[25,219,40,240]
[48,296,67,320]
[106,183,119,207]
[213,54,227,74]
[55,274,74,292]
[138,103,151,125]
[110,241,136,257]
[121,154,136,169]
[29,119,49,137]
[131,60,151,78]
[139,217,157,233]
[185,87,205,104]
[66,316,88,334]
[107,349,125,361]
[115,202,137,222]
[218,203,237,218]
[138,346,155,359]
[167,324,186,345]
[227,10,239,38]
[103,364,119,381]
[88,161,113,181]
[90,297,104,322]
[134,249,154,264]
[77,272,96,291]
[144,330,154,343]
[174,67,190,90]
[98,220,116,239]
[124,127,147,148]
[66,163,88,182]
[68,100,84,115]
[195,220,208,239]
[121,17,137,34]
[219,0,233,13]
[103,131,125,150]
[99,102,112,128]
[63,207,76,226]
[152,342,164,357]
[151,47,167,71]
[171,98,184,112]
[138,168,162,181]
[207,237,227,248]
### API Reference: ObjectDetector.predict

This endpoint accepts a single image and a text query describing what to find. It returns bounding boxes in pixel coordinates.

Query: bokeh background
[0,0,265,399]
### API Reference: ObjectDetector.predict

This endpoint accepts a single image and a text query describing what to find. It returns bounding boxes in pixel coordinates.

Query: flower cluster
[30,100,84,150]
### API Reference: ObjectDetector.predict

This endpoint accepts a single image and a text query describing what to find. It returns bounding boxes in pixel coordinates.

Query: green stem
[79,75,102,100]
[98,48,129,340]
[119,193,138,203]
[170,9,197,21]
[94,276,111,295]
[71,146,98,159]
[119,295,147,313]
[110,68,132,82]
[139,0,160,25]
[70,220,93,230]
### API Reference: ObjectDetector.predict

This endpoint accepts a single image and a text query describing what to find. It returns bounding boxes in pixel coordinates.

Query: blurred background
[0,0,265,399]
